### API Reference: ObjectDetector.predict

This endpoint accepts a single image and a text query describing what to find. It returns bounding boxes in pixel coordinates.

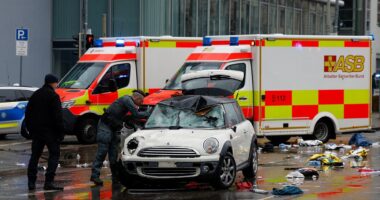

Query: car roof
[159,95,236,112]
[0,86,38,91]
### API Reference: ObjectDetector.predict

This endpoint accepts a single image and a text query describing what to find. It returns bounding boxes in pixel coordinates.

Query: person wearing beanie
[25,74,65,191]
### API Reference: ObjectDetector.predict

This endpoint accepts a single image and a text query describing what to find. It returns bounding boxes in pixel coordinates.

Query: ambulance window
[225,63,246,88]
[94,70,113,94]
[0,89,17,102]
[112,64,131,88]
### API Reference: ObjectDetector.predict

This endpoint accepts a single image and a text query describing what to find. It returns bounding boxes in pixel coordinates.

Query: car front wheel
[76,118,97,144]
[243,141,258,180]
[212,152,236,190]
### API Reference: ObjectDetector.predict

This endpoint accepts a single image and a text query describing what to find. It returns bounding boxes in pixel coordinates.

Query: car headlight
[61,100,75,109]
[127,138,139,154]
[203,138,219,154]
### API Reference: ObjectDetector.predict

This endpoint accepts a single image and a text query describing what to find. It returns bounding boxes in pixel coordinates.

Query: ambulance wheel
[312,120,332,143]
[266,136,291,145]
[76,118,97,144]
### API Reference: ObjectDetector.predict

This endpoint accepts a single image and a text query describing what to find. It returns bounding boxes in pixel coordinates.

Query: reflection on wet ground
[0,133,380,200]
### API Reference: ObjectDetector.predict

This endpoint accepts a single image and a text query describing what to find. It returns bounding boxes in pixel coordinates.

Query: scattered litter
[286,171,305,185]
[308,152,343,167]
[306,160,321,167]
[299,140,323,147]
[76,163,91,168]
[358,167,380,176]
[279,143,291,152]
[342,147,369,159]
[348,133,372,147]
[297,168,319,180]
[16,162,26,167]
[236,181,253,191]
[372,142,380,148]
[324,143,338,150]
[257,147,262,154]
[262,142,274,153]
[251,188,269,194]
[272,185,303,195]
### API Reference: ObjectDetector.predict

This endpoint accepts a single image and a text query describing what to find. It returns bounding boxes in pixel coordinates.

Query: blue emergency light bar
[230,36,239,46]
[94,39,103,47]
[203,37,212,46]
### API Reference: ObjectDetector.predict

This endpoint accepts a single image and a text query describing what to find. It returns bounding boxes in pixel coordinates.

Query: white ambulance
[157,34,373,143]
[57,36,202,143]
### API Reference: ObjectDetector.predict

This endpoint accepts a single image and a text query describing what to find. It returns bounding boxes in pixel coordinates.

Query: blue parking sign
[16,29,28,41]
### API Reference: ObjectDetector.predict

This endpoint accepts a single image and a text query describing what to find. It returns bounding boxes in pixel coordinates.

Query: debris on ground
[358,167,380,176]
[372,142,380,148]
[342,147,369,159]
[308,152,344,167]
[306,160,321,167]
[15,162,26,167]
[272,185,303,195]
[286,171,305,185]
[298,140,323,147]
[297,168,319,180]
[348,133,372,147]
[279,143,291,152]
[236,181,253,191]
[262,142,274,153]
[251,188,269,194]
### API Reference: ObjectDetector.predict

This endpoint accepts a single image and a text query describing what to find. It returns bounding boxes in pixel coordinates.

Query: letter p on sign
[16,29,28,41]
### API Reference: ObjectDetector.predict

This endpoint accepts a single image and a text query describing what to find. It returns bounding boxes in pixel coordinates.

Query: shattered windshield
[164,62,221,90]
[58,62,106,89]
[145,104,225,129]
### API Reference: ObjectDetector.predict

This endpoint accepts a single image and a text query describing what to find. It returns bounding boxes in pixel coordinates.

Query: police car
[0,86,38,139]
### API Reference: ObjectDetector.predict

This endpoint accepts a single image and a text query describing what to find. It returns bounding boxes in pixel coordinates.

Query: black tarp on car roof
[159,95,235,112]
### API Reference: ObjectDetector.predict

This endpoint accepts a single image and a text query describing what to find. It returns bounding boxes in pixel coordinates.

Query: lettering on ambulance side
[324,55,365,73]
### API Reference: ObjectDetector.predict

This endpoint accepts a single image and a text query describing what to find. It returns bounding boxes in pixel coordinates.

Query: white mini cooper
[118,94,258,189]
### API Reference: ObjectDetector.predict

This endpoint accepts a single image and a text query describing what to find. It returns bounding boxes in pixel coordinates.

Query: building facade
[53,0,342,78]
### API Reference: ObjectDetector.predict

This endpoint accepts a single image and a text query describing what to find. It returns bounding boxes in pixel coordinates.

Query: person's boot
[28,182,36,191]
[110,164,120,185]
[43,182,64,191]
[90,177,104,186]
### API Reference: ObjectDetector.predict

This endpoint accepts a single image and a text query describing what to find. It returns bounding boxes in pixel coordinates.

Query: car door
[232,102,252,162]
[0,89,24,129]
[224,103,245,165]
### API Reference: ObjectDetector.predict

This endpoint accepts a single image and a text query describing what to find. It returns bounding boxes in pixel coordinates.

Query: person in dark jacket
[90,90,150,186]
[25,74,64,191]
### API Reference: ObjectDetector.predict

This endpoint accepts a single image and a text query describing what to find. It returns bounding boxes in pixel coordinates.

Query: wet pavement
[0,132,380,200]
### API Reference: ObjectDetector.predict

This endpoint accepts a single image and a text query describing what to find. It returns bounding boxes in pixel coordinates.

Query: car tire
[266,136,291,145]
[76,118,97,144]
[212,152,236,190]
[20,121,31,140]
[312,120,332,143]
[243,141,258,180]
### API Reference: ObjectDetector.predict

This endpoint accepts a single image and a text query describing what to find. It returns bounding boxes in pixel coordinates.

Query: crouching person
[90,90,150,186]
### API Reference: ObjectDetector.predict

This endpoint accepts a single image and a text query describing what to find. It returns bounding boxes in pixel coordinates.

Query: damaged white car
[118,94,258,189]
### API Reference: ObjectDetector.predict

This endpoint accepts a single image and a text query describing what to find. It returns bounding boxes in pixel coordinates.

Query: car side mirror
[231,126,237,133]
[108,79,118,92]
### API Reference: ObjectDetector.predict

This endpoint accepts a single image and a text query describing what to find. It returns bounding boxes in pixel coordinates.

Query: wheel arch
[310,112,338,138]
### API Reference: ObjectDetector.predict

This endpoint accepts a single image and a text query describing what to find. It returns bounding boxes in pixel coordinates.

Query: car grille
[138,147,200,158]
[138,167,199,178]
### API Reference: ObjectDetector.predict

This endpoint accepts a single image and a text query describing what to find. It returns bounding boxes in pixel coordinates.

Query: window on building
[198,0,208,36]
[377,0,380,26]
[260,2,269,34]
[220,0,230,35]
[278,6,286,33]
[269,2,277,33]
[185,0,197,36]
[286,7,294,34]
[241,0,251,34]
[301,0,309,34]
[209,0,219,35]
[250,0,260,33]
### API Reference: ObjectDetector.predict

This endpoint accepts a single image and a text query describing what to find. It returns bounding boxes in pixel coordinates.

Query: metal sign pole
[19,56,22,85]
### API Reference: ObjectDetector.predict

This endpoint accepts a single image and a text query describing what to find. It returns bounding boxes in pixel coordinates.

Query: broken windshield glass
[145,104,225,129]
